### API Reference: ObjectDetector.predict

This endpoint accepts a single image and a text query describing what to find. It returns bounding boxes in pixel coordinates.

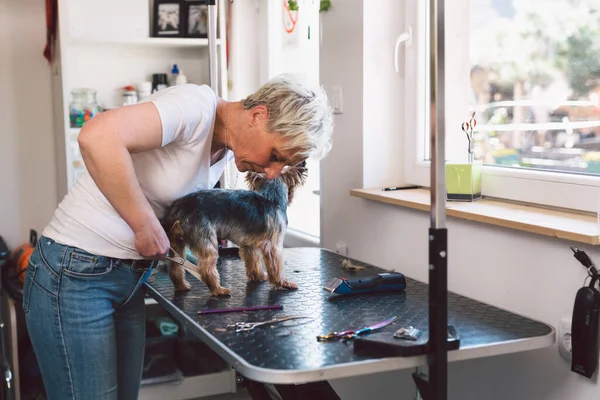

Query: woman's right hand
[133,216,171,259]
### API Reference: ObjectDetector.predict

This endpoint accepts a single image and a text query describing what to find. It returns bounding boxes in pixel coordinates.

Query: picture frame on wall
[184,1,209,38]
[152,0,184,38]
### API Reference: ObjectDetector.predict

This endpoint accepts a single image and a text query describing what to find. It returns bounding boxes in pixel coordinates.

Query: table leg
[245,379,273,400]
[244,378,341,400]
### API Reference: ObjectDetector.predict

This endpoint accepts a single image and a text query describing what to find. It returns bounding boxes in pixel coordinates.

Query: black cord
[572,246,598,276]
[572,246,600,291]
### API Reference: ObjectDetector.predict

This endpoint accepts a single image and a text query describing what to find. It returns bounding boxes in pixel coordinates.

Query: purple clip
[198,305,283,315]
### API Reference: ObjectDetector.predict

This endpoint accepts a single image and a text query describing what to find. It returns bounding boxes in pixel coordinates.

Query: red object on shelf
[44,0,58,63]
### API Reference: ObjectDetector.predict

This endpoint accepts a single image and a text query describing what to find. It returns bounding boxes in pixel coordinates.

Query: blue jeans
[23,236,156,400]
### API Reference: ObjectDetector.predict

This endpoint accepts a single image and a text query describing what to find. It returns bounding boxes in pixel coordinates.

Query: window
[405,0,600,213]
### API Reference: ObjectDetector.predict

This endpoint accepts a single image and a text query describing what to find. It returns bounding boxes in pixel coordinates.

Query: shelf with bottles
[69,60,195,113]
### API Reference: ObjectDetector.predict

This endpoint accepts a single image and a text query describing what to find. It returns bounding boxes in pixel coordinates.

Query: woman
[23,73,333,400]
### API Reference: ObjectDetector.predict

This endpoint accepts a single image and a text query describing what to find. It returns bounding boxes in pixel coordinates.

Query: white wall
[228,0,261,102]
[0,0,57,249]
[362,0,405,189]
[321,1,600,399]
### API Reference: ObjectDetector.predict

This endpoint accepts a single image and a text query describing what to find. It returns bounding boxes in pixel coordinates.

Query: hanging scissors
[461,112,476,163]
[228,316,313,333]
[316,316,398,341]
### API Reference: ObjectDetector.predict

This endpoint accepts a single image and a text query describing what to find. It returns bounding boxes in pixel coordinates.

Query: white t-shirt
[43,84,231,260]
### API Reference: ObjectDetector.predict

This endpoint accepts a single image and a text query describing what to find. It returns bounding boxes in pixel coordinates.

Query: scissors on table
[461,112,476,163]
[228,316,313,333]
[317,316,399,341]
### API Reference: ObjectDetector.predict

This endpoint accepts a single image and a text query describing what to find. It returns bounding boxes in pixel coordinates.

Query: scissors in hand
[165,247,204,282]
[228,316,313,333]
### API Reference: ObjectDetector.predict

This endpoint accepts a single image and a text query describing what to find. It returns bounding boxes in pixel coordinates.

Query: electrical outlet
[558,317,572,361]
[335,240,348,256]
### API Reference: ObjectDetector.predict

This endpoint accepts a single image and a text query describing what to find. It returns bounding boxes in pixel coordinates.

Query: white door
[229,0,322,243]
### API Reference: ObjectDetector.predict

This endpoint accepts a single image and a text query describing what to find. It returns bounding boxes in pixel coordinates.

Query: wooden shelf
[144,297,158,305]
[350,188,600,245]
[67,37,222,48]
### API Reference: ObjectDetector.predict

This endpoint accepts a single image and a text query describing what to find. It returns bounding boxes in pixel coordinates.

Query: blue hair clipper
[323,272,406,295]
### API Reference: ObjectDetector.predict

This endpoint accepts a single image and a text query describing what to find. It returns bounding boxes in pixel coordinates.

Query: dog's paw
[174,280,192,292]
[275,279,298,290]
[210,287,232,297]
[247,271,268,282]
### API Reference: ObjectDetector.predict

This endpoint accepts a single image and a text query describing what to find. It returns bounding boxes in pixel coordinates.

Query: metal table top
[144,248,554,384]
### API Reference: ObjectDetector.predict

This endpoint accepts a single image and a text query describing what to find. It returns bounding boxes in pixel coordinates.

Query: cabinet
[51,0,229,198]
[47,1,237,398]
[140,297,238,400]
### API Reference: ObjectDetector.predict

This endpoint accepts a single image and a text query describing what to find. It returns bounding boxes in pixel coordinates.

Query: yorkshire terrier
[161,162,307,296]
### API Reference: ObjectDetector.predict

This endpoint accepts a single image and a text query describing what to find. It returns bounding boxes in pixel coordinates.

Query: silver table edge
[144,283,556,385]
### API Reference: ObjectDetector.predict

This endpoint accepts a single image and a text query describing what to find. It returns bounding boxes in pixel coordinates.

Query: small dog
[161,162,307,296]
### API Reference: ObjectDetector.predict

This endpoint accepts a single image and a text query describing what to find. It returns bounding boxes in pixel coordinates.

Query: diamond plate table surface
[144,247,554,384]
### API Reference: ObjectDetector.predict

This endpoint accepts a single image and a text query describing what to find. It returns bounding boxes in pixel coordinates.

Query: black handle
[29,229,38,247]
[0,236,8,261]
[571,286,600,378]
[346,273,406,290]
[571,246,597,274]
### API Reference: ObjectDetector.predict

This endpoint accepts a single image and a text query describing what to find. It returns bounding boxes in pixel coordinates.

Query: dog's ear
[245,171,264,191]
[280,163,308,204]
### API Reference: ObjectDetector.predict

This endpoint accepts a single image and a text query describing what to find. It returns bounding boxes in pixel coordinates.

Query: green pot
[445,161,482,202]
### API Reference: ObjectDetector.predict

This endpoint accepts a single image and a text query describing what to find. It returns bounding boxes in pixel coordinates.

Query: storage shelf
[139,369,236,400]
[145,297,158,306]
[67,37,223,48]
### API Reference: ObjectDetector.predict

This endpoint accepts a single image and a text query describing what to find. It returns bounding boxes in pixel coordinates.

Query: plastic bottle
[175,69,188,85]
[137,81,152,100]
[170,64,180,86]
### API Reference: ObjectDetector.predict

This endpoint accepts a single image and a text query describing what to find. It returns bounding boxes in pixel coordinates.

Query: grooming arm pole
[412,0,449,399]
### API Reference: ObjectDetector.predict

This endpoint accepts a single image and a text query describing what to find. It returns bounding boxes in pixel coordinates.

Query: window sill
[349,188,600,246]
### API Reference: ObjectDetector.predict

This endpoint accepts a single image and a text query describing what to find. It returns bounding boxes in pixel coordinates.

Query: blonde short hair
[241,73,334,161]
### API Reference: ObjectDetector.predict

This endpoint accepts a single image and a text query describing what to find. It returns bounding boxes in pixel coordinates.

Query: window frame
[403,0,600,214]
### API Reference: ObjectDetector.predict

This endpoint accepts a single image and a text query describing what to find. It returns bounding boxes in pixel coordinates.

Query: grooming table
[144,248,555,399]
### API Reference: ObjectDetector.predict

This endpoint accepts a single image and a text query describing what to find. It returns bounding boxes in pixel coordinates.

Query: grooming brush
[323,272,406,295]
